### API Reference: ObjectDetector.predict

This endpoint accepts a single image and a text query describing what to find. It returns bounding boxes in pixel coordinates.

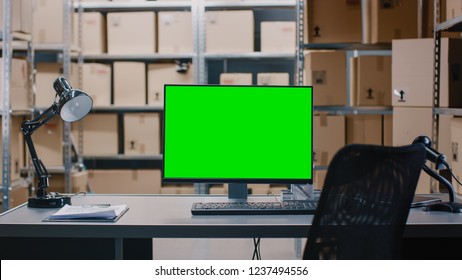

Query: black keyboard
[191,200,318,215]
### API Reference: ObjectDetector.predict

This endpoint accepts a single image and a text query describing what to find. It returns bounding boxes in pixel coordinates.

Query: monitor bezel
[162,84,313,185]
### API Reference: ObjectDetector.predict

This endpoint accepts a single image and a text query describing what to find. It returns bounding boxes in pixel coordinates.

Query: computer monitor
[163,84,313,201]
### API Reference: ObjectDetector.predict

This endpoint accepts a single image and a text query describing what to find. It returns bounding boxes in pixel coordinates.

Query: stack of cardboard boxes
[5,0,460,198]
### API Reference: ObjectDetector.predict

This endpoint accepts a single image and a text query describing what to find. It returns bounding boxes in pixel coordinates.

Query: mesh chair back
[303,143,426,260]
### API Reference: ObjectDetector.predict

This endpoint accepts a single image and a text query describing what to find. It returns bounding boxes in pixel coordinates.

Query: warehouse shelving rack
[71,1,303,185]
[1,0,36,211]
[430,0,462,192]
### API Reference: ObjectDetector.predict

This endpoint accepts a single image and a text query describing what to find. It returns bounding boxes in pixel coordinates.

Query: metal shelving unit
[431,1,462,192]
[1,0,36,211]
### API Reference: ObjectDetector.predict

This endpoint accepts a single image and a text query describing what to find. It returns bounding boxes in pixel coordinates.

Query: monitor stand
[228,183,248,202]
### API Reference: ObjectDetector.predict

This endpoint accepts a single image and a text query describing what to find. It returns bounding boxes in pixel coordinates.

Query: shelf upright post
[76,1,85,167]
[1,0,12,211]
[62,0,73,193]
[431,0,441,192]
[193,0,208,194]
[295,0,304,86]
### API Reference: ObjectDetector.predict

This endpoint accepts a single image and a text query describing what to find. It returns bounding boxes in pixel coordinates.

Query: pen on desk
[82,204,111,208]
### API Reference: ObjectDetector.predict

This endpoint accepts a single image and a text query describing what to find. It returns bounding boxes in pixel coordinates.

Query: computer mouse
[423,203,462,213]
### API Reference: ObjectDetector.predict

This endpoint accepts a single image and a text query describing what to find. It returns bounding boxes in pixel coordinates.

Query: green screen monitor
[163,84,313,200]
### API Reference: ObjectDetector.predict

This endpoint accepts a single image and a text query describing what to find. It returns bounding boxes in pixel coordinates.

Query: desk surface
[1,194,461,239]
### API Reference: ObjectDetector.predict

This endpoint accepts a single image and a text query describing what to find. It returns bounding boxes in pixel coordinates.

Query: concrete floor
[152,238,307,260]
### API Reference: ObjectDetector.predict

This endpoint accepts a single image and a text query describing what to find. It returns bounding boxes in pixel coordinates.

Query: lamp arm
[21,104,59,198]
[422,163,455,203]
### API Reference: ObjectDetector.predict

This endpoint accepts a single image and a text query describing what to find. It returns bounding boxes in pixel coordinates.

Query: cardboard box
[392,38,462,108]
[73,12,106,54]
[369,0,419,43]
[33,0,64,43]
[44,170,89,194]
[124,113,160,155]
[107,12,156,54]
[206,10,254,53]
[81,63,111,107]
[260,21,295,53]
[0,117,23,181]
[306,0,362,43]
[346,115,382,145]
[350,55,391,106]
[223,184,270,195]
[392,107,433,193]
[160,186,195,194]
[450,117,462,194]
[158,11,193,54]
[447,0,462,20]
[147,63,195,106]
[257,73,290,85]
[314,169,327,190]
[383,114,393,146]
[220,73,252,85]
[72,114,118,156]
[313,114,346,167]
[33,117,63,167]
[113,62,146,106]
[304,51,347,106]
[0,0,33,34]
[88,169,162,194]
[35,63,79,108]
[0,183,29,208]
[0,58,29,110]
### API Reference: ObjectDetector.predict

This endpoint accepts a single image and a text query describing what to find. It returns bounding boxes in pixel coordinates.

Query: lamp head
[54,77,93,122]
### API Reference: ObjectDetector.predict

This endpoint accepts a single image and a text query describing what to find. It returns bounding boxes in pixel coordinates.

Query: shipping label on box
[304,50,347,106]
[81,63,111,107]
[147,63,194,106]
[113,62,146,106]
[158,11,193,54]
[257,73,290,85]
[313,114,345,167]
[72,114,118,156]
[206,10,254,53]
[124,113,160,155]
[351,56,391,106]
[306,0,362,43]
[107,12,156,54]
[260,21,295,53]
[220,73,252,85]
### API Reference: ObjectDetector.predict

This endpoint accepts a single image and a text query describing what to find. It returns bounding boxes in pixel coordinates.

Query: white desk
[1,194,461,259]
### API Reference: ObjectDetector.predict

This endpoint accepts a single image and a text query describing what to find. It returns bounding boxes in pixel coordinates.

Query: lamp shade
[59,89,93,122]
[53,77,93,122]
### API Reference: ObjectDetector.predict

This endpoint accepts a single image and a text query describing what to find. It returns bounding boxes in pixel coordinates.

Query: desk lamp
[413,136,462,213]
[22,77,93,208]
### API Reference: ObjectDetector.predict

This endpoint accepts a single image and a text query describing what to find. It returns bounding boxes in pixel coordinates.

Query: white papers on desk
[45,204,128,222]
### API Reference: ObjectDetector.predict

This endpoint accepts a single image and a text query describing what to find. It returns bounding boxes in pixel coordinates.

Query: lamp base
[27,195,71,208]
[423,201,462,213]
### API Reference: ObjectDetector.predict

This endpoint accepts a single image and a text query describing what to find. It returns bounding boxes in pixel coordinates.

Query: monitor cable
[252,238,261,260]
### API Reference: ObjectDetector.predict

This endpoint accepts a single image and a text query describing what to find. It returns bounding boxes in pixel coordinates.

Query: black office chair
[303,143,426,260]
